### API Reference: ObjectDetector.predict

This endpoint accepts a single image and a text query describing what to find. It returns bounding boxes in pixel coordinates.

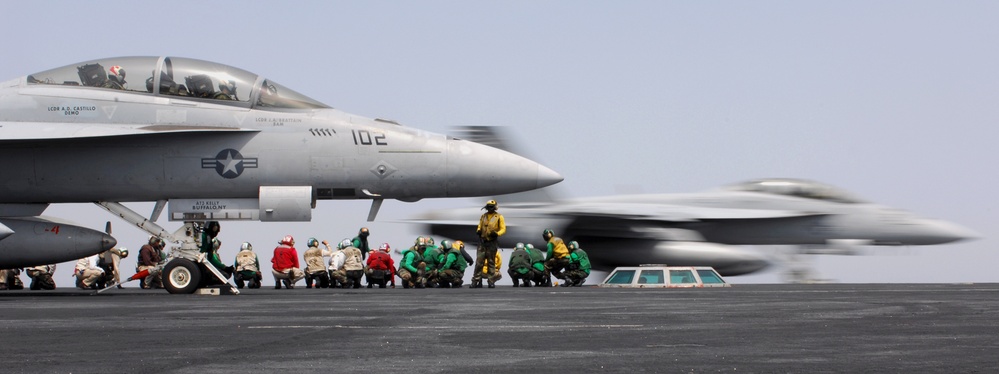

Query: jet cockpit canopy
[724,178,865,204]
[26,56,329,110]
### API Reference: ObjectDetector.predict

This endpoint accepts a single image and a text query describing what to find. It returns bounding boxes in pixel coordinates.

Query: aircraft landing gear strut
[94,202,239,295]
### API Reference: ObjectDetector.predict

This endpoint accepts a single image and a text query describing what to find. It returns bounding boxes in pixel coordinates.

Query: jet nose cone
[923,220,980,244]
[537,164,564,189]
[446,138,563,197]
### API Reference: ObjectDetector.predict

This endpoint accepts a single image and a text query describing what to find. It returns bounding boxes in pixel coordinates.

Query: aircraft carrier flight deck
[0,283,995,373]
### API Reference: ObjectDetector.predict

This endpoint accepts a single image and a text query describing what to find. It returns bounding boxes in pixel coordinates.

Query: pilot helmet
[280,235,295,246]
[108,65,126,85]
[515,242,526,251]
[307,237,319,248]
[338,238,352,250]
[241,242,253,252]
[218,78,236,94]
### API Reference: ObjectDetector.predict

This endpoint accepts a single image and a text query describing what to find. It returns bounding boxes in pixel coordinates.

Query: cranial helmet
[212,238,221,250]
[338,238,352,249]
[515,242,526,250]
[454,240,464,250]
[119,247,129,258]
[359,227,370,238]
[526,243,535,250]
[439,240,451,251]
[379,243,391,252]
[484,199,498,210]
[427,237,435,246]
[568,241,579,250]
[280,235,294,245]
[415,236,428,247]
[241,242,253,251]
[543,229,555,241]
[307,237,319,248]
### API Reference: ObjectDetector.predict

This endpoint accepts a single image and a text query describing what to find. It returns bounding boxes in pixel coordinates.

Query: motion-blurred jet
[0,57,561,291]
[416,179,976,277]
[415,127,976,278]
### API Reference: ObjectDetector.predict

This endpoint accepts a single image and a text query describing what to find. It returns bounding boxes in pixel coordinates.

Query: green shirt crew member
[437,240,468,288]
[562,241,591,287]
[422,241,445,288]
[398,237,427,289]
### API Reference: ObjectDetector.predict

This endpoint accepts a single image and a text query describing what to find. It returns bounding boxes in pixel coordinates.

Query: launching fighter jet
[0,56,562,292]
[414,178,977,277]
[414,127,976,279]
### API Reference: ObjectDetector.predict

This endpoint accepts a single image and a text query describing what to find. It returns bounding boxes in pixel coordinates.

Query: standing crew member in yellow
[472,199,506,288]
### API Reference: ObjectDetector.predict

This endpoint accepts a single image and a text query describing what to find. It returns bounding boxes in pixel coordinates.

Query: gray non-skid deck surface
[0,283,995,373]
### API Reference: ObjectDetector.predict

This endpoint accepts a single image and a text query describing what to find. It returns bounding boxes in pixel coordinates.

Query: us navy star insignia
[201,149,258,179]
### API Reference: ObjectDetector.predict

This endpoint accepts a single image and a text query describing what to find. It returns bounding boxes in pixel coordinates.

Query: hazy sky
[2,1,994,286]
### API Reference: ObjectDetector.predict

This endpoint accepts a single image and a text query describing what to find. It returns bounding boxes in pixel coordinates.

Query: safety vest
[509,249,532,274]
[571,248,591,273]
[235,250,258,272]
[399,249,424,273]
[343,247,363,271]
[549,237,569,259]
[423,246,443,269]
[367,251,393,271]
[303,247,326,273]
[478,211,505,239]
[446,250,467,272]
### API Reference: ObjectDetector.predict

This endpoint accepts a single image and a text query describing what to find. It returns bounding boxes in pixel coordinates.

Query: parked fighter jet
[0,57,562,292]
[414,178,977,277]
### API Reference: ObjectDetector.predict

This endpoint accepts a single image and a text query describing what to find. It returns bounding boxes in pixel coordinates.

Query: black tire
[163,259,202,294]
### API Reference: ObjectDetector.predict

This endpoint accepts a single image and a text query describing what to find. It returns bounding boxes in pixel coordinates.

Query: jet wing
[548,202,825,222]
[0,121,257,141]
